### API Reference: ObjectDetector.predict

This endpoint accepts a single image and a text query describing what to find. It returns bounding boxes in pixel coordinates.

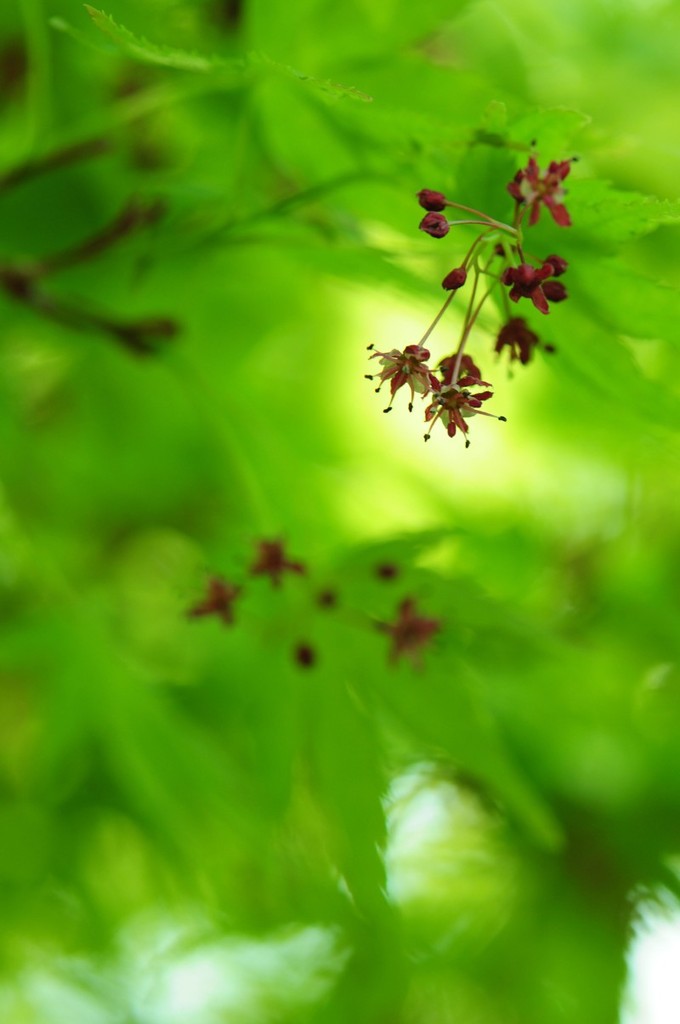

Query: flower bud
[441,266,467,291]
[419,212,449,238]
[417,189,448,211]
[543,253,568,276]
[542,280,568,302]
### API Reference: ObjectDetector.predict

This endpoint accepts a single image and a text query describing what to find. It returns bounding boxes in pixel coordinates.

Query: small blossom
[542,280,568,303]
[419,212,449,238]
[187,576,241,626]
[543,253,569,276]
[379,598,440,668]
[417,189,448,211]
[376,562,399,580]
[250,539,305,587]
[294,643,316,669]
[442,266,467,291]
[439,353,484,386]
[507,157,573,227]
[424,358,504,446]
[501,261,555,315]
[495,317,541,365]
[367,343,439,412]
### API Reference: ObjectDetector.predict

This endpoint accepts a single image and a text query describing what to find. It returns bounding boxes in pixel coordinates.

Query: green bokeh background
[1,1,679,1021]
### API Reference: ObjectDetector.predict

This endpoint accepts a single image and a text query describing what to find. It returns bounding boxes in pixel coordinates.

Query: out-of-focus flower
[507,157,573,227]
[251,540,305,587]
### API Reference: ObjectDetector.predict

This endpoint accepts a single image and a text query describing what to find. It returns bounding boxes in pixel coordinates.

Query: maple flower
[543,253,569,276]
[494,317,541,365]
[542,280,568,303]
[419,212,450,238]
[380,597,440,668]
[501,261,555,315]
[438,353,483,386]
[250,539,305,587]
[441,266,467,291]
[187,576,241,626]
[507,157,573,227]
[424,358,504,446]
[366,343,439,412]
[417,189,448,211]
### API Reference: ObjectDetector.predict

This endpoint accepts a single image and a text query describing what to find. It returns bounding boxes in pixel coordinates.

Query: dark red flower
[419,212,450,238]
[376,562,399,580]
[495,317,541,365]
[417,189,448,211]
[250,540,305,587]
[542,280,568,303]
[424,358,504,446]
[507,157,572,227]
[380,598,440,668]
[501,261,555,315]
[367,343,439,412]
[543,253,568,276]
[439,353,484,386]
[442,266,467,291]
[187,576,241,626]
[294,643,316,668]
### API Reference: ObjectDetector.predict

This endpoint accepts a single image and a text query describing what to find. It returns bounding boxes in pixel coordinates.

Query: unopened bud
[442,266,467,291]
[417,189,448,211]
[419,212,449,238]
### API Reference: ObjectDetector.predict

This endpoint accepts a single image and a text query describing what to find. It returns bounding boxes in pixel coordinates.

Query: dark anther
[376,563,399,581]
[408,402,413,412]
[294,643,316,669]
[499,415,507,422]
[383,407,392,413]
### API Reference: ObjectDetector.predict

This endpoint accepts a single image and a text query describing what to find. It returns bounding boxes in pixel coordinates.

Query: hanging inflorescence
[366,152,575,448]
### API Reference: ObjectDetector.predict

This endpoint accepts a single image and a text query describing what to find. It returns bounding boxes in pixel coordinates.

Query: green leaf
[80,7,372,100]
[83,5,241,72]
[570,179,680,245]
[571,258,680,346]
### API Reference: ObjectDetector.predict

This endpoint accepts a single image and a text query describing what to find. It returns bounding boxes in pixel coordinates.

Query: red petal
[548,202,572,227]
[530,287,550,315]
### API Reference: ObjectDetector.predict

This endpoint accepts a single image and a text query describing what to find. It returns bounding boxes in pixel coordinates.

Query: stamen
[364,374,373,380]
[465,439,471,448]
[408,402,413,412]
[367,344,374,350]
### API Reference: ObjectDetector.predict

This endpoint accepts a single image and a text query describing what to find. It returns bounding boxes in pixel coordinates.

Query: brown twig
[29,197,166,278]
[0,136,110,193]
[0,265,178,355]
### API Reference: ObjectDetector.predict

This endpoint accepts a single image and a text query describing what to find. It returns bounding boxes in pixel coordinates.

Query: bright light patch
[623,897,680,1024]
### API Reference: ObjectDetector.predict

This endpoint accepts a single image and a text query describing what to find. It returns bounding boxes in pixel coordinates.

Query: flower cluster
[187,539,441,669]
[367,149,574,447]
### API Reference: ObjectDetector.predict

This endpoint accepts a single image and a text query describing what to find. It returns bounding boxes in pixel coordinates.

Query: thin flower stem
[418,291,454,347]
[445,201,517,235]
[448,219,505,229]
[452,267,480,360]
[451,280,496,381]
[499,276,513,320]
[462,229,496,269]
